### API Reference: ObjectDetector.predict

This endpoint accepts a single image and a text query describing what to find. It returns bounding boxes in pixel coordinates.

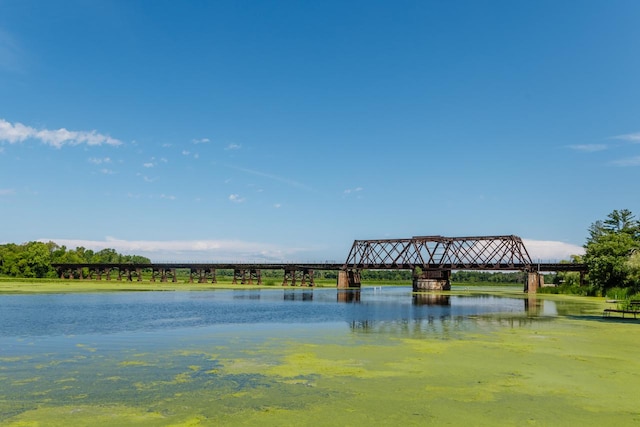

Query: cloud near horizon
[522,239,584,261]
[0,118,122,148]
[39,237,308,262]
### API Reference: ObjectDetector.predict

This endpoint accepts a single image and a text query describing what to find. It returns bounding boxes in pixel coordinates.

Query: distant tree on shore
[583,209,640,295]
[0,241,150,278]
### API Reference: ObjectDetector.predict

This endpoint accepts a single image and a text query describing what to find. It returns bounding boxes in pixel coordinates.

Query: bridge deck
[52,262,587,272]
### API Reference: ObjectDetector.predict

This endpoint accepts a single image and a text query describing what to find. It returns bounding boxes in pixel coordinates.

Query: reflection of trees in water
[283,291,313,301]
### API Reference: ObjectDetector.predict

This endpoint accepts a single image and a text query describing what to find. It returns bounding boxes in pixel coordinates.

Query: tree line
[0,241,150,278]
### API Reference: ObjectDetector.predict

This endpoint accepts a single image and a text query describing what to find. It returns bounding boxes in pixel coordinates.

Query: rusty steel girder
[343,235,533,271]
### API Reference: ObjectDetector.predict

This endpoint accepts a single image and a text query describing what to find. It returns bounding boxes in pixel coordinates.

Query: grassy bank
[0,278,528,294]
[0,277,338,294]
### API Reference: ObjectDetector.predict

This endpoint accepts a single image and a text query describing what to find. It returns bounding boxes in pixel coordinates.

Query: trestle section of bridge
[339,235,536,291]
[52,264,319,287]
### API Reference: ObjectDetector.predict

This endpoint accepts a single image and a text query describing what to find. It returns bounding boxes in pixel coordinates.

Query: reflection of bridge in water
[52,235,587,293]
[338,290,556,333]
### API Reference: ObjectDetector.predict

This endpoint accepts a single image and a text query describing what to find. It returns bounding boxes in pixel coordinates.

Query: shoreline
[0,278,524,294]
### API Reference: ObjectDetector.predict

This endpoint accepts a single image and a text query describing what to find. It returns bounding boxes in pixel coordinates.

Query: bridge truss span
[343,235,534,271]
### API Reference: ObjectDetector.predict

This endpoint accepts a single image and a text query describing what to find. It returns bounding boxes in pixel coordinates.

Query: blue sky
[1,0,639,262]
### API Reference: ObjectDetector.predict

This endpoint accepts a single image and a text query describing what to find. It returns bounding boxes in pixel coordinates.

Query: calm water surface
[1,287,551,352]
[2,287,634,426]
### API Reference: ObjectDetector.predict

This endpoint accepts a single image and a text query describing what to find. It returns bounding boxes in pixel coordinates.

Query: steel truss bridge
[52,235,587,290]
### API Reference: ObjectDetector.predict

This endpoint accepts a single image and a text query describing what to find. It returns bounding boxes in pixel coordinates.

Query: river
[1,286,638,426]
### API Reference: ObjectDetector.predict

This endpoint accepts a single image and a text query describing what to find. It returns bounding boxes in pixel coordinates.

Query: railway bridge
[52,235,587,293]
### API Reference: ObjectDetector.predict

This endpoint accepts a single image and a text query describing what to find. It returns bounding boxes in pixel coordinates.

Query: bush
[537,283,598,296]
[605,286,633,300]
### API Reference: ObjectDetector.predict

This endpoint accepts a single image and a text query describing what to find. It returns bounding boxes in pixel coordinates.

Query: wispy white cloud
[143,157,166,168]
[182,150,190,156]
[523,239,584,261]
[192,138,210,144]
[344,187,364,194]
[225,143,241,150]
[0,188,15,196]
[609,156,640,167]
[89,157,112,164]
[0,29,22,72]
[231,166,311,191]
[39,237,306,262]
[160,194,176,200]
[274,203,282,209]
[229,194,245,203]
[162,143,172,148]
[100,168,116,175]
[0,118,122,148]
[568,144,607,152]
[610,132,640,142]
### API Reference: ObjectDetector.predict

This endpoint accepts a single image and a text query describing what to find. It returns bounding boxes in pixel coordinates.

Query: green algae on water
[2,295,640,426]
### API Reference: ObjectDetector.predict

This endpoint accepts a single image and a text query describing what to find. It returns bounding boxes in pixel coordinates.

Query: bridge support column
[337,270,361,288]
[412,270,451,291]
[282,267,297,286]
[525,272,544,293]
[247,269,261,285]
[301,268,314,287]
[233,269,246,284]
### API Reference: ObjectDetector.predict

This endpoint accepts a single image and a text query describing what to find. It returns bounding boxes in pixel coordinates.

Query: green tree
[24,242,53,277]
[602,209,640,236]
[584,210,640,294]
[626,250,640,293]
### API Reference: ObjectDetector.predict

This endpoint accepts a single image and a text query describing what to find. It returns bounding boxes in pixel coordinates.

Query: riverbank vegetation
[0,241,150,278]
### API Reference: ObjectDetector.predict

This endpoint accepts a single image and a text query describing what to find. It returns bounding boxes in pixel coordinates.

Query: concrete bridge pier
[525,271,544,293]
[337,270,361,288]
[412,270,451,291]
